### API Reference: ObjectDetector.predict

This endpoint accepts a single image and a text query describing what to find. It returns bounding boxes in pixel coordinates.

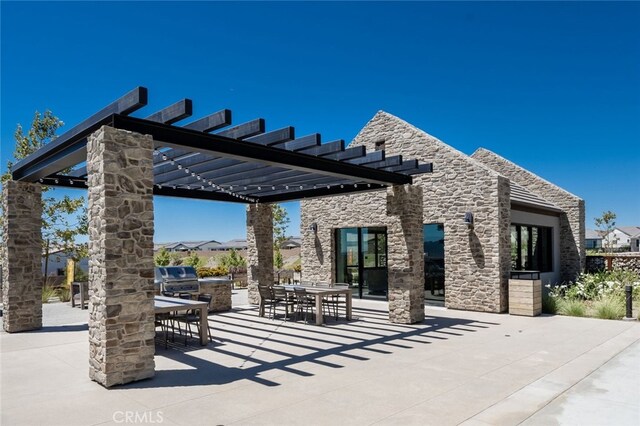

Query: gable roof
[617,226,640,237]
[510,182,562,213]
[586,229,603,240]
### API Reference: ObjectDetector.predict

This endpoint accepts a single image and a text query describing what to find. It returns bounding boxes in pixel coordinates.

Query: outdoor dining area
[2,87,429,388]
[257,282,352,325]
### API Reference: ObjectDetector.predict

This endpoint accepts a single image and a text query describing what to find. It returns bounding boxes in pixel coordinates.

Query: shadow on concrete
[119,305,500,390]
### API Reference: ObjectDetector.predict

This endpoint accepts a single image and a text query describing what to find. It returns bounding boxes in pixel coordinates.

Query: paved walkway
[1,293,639,425]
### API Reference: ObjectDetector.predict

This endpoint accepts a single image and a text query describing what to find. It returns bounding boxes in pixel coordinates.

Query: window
[374,140,386,151]
[511,224,553,272]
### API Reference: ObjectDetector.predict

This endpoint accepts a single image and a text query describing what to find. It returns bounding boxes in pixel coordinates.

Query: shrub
[57,285,71,302]
[42,285,57,303]
[184,252,206,269]
[155,247,170,266]
[542,294,557,314]
[197,266,229,278]
[593,296,625,320]
[558,298,586,317]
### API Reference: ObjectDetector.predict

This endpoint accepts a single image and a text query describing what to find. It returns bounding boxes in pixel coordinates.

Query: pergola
[2,87,431,387]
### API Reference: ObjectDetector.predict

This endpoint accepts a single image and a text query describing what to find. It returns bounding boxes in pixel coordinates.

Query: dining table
[153,295,209,346]
[271,285,353,325]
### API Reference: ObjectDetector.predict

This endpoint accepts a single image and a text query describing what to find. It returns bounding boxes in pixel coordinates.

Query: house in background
[585,229,603,250]
[631,232,640,252]
[43,248,88,277]
[155,240,221,252]
[301,111,584,313]
[280,237,302,249]
[601,226,640,251]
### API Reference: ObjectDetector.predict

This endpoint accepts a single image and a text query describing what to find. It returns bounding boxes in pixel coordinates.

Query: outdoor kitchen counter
[198,278,232,312]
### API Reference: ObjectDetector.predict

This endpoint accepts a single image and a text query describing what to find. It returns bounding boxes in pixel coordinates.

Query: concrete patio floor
[1,292,639,426]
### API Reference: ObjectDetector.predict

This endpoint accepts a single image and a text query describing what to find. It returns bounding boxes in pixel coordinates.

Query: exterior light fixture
[309,222,318,233]
[464,211,474,229]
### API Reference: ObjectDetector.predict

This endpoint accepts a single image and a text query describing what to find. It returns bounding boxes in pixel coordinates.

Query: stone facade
[198,281,233,312]
[1,181,43,332]
[472,148,585,282]
[302,112,512,313]
[87,126,155,387]
[586,254,640,275]
[386,185,425,323]
[246,203,273,304]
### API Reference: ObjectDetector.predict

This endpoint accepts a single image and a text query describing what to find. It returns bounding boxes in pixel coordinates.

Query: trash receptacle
[509,271,542,316]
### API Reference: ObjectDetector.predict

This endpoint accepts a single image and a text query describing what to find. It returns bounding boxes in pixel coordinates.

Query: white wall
[42,253,89,276]
[510,210,561,285]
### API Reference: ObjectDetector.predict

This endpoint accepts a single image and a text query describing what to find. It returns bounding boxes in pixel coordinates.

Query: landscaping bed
[543,270,640,320]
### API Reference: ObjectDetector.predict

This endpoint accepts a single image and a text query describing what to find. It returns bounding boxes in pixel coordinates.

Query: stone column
[87,125,155,387]
[386,184,424,324]
[246,203,273,304]
[1,181,43,332]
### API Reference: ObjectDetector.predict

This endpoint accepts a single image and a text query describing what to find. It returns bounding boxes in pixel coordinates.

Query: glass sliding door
[361,227,387,299]
[335,227,388,299]
[424,223,445,305]
[336,228,359,292]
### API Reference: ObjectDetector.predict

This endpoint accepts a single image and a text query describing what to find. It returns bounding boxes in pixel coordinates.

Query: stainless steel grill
[154,266,200,295]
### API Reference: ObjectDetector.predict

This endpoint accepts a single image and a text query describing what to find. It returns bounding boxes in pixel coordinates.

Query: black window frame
[510,224,553,273]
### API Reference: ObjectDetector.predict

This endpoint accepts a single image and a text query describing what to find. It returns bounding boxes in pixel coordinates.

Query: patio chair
[258,284,277,320]
[327,283,350,320]
[292,287,315,324]
[174,294,213,345]
[273,286,295,320]
[154,312,172,349]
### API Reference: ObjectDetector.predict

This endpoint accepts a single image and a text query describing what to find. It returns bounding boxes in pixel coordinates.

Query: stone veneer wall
[301,112,511,313]
[246,204,273,304]
[87,126,155,387]
[471,148,585,282]
[386,185,425,323]
[1,181,43,332]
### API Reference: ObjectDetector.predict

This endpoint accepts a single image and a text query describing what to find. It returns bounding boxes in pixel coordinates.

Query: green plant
[42,284,57,303]
[593,296,625,320]
[558,298,586,317]
[57,285,71,302]
[197,266,229,277]
[169,252,183,266]
[542,293,557,314]
[184,252,205,269]
[595,211,617,254]
[218,249,246,272]
[155,247,170,266]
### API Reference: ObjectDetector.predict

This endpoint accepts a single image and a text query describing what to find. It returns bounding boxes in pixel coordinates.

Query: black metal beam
[113,115,411,185]
[153,186,247,204]
[272,133,320,151]
[406,163,433,175]
[216,119,265,139]
[348,150,384,165]
[244,126,295,146]
[13,87,148,182]
[183,109,232,132]
[257,183,389,203]
[382,160,418,172]
[298,140,344,156]
[41,175,248,204]
[322,145,365,161]
[145,99,193,124]
[364,155,402,169]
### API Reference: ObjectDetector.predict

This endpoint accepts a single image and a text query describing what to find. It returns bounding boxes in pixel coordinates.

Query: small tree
[271,204,290,282]
[1,111,87,281]
[595,211,618,254]
[219,248,246,279]
[169,252,183,266]
[183,251,205,269]
[155,247,170,266]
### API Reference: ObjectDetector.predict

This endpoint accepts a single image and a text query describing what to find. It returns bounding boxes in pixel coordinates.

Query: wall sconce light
[309,222,318,233]
[464,212,474,229]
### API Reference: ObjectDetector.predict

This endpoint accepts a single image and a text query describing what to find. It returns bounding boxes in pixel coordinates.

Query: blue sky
[2,1,639,243]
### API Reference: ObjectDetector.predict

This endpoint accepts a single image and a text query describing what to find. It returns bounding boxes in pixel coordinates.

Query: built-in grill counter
[154,267,232,313]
